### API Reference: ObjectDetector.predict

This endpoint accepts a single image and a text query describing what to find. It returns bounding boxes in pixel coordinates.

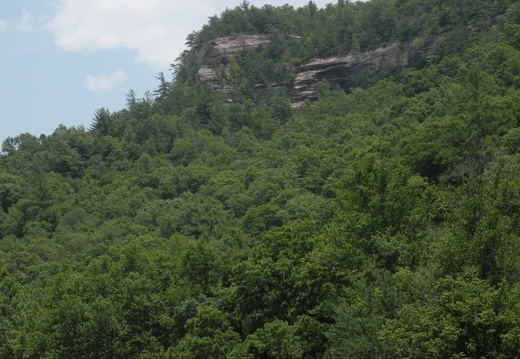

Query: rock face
[196,34,271,62]
[196,34,272,94]
[291,37,435,102]
[197,66,233,93]
[196,35,436,105]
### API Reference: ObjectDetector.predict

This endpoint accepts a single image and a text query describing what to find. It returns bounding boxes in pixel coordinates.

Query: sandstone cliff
[291,37,435,104]
[196,34,271,63]
[195,34,436,106]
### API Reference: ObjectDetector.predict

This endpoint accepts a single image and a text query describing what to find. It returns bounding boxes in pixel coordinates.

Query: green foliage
[182,241,220,295]
[175,305,240,359]
[2,1,520,357]
[380,276,509,358]
[229,320,303,359]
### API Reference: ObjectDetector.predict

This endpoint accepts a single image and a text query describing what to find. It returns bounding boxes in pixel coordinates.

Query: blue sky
[0,0,338,144]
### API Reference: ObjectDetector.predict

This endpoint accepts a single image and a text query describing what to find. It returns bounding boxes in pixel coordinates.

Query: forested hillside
[2,0,520,357]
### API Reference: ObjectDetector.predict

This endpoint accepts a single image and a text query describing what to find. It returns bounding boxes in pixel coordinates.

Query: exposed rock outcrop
[196,34,436,105]
[197,66,233,92]
[196,34,271,62]
[291,37,436,102]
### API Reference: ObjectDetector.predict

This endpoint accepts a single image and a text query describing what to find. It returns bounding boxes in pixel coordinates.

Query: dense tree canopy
[1,0,520,357]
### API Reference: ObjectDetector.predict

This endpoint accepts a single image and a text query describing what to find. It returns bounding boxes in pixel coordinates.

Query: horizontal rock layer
[196,34,271,62]
[196,35,436,105]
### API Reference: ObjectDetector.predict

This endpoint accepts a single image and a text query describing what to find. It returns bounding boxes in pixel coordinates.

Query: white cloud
[16,9,34,32]
[83,69,128,94]
[45,0,214,69]
[0,19,7,31]
[44,0,362,70]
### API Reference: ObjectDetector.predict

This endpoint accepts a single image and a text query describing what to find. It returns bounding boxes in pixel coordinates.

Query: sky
[0,0,343,144]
